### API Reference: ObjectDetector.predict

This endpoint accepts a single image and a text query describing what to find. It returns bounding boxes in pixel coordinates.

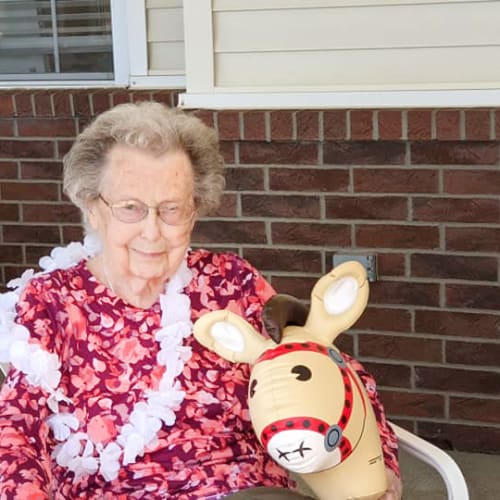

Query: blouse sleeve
[342,353,401,478]
[0,280,59,499]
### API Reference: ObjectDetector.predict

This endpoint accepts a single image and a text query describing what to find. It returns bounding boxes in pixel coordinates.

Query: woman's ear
[85,199,100,232]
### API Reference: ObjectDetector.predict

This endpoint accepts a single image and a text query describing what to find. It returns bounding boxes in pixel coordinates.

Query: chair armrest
[390,421,469,500]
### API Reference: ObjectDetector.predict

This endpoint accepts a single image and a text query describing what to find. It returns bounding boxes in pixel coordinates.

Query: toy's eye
[291,365,312,381]
[249,378,258,398]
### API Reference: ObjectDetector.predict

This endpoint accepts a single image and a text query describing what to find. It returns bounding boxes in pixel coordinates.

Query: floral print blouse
[0,249,398,499]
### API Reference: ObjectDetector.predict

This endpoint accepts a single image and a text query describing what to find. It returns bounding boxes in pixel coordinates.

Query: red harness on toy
[256,342,366,461]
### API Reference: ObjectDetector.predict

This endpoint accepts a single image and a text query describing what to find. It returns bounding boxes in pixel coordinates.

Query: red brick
[193,110,215,129]
[354,168,438,193]
[446,283,500,310]
[219,141,235,164]
[324,141,405,165]
[20,161,62,180]
[411,141,498,165]
[217,111,240,140]
[443,170,500,195]
[52,92,72,116]
[243,248,322,273]
[446,227,500,252]
[23,203,81,223]
[271,222,351,247]
[0,120,14,137]
[18,118,76,137]
[243,112,266,141]
[242,194,320,219]
[111,92,131,106]
[465,110,491,140]
[225,167,264,190]
[411,253,498,281]
[72,93,91,117]
[336,334,354,354]
[361,361,412,388]
[270,111,294,140]
[92,92,112,115]
[1,182,59,201]
[355,307,411,332]
[13,93,33,117]
[369,280,440,307]
[356,224,439,249]
[323,111,347,140]
[350,110,373,139]
[446,340,500,367]
[269,276,318,300]
[359,334,442,362]
[0,95,14,117]
[270,168,349,192]
[34,92,53,117]
[496,110,500,139]
[0,161,18,179]
[240,142,318,165]
[407,110,432,140]
[151,91,175,108]
[436,110,461,140]
[25,245,59,265]
[3,224,60,244]
[0,244,23,264]
[416,365,500,394]
[0,203,20,221]
[4,265,40,283]
[413,197,499,223]
[131,91,152,103]
[62,225,84,243]
[379,390,445,418]
[415,310,500,339]
[378,110,402,140]
[418,421,500,453]
[210,193,237,217]
[450,397,500,424]
[0,140,55,159]
[376,253,406,277]
[57,140,74,158]
[192,221,266,244]
[326,196,407,221]
[296,111,319,140]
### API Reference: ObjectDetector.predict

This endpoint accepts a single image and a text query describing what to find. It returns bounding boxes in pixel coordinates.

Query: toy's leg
[225,487,316,499]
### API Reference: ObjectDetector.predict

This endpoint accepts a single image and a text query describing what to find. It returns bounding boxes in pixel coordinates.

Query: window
[0,0,186,88]
[0,0,113,81]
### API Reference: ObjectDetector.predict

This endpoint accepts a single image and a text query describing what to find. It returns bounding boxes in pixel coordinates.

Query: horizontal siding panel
[214,3,500,52]
[146,0,182,8]
[149,41,185,72]
[215,46,500,89]
[147,7,184,42]
[213,0,489,11]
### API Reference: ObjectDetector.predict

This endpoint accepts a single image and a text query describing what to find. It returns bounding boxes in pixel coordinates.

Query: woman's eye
[291,365,312,381]
[122,202,142,212]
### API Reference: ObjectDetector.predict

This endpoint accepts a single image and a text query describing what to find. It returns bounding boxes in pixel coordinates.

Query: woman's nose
[140,208,162,240]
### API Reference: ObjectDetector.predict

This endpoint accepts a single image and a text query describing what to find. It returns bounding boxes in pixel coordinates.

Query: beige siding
[146,0,184,74]
[195,0,500,91]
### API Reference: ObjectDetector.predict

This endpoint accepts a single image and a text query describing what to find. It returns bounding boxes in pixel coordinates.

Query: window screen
[0,0,113,80]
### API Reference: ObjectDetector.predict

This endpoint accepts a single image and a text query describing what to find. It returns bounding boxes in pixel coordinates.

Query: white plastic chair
[391,422,469,500]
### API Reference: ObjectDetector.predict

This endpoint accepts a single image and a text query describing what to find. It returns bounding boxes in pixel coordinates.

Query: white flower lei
[0,234,193,481]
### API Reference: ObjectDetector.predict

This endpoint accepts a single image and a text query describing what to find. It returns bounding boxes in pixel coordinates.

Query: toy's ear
[193,310,275,364]
[306,260,369,344]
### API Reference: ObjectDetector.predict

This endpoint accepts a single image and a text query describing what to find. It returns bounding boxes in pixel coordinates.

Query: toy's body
[194,262,387,500]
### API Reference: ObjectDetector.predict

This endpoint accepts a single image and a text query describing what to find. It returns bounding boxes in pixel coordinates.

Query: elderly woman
[0,102,401,499]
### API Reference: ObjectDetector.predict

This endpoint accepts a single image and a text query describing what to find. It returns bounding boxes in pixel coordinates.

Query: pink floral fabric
[0,249,398,499]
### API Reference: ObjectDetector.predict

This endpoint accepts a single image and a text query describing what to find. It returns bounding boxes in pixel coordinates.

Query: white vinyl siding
[181,0,500,108]
[146,0,185,75]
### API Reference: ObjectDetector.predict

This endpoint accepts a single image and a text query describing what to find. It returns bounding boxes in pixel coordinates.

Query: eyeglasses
[98,194,195,225]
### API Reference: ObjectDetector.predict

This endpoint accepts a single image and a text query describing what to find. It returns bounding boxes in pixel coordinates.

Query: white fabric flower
[160,294,191,325]
[67,438,99,479]
[98,442,122,481]
[47,388,73,413]
[0,324,29,363]
[46,413,80,441]
[7,269,36,293]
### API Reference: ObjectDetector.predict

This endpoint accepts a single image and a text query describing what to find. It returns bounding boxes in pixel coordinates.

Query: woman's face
[88,143,196,283]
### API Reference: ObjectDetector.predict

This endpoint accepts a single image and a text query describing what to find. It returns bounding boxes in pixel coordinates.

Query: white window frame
[0,0,186,89]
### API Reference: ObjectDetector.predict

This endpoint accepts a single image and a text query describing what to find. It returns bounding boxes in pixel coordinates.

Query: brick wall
[0,88,499,454]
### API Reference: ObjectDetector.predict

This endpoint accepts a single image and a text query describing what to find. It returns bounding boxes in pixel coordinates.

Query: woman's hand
[378,467,402,500]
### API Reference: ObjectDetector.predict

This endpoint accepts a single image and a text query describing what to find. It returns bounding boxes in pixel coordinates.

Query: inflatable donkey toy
[194,261,387,500]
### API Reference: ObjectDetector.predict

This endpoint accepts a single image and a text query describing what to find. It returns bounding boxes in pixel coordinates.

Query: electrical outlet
[332,253,378,282]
